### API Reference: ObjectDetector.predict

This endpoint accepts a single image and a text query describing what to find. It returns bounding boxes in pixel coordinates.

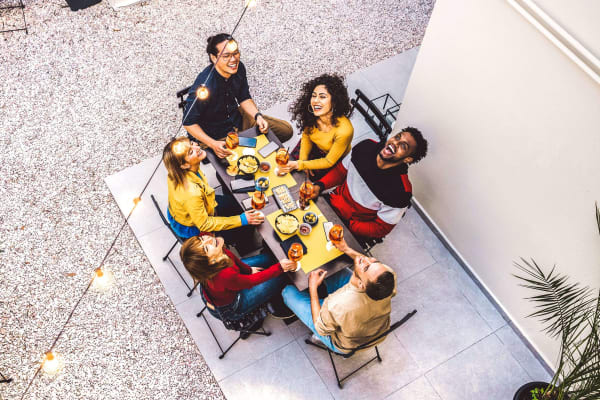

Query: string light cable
[17,1,257,398]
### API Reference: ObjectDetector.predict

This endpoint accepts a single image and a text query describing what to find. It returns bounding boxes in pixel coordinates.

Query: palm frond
[513,259,594,338]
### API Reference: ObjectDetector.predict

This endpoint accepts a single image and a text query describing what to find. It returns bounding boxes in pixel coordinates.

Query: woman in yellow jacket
[163,137,263,241]
[281,74,353,181]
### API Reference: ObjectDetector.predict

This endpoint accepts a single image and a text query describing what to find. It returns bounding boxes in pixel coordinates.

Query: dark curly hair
[289,74,351,133]
[401,126,428,164]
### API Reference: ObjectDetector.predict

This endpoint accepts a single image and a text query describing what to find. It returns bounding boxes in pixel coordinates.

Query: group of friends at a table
[162,33,429,353]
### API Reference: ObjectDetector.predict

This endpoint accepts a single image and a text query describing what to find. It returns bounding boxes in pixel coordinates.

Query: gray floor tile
[426,334,530,400]
[392,263,493,371]
[104,154,168,238]
[386,376,441,400]
[371,223,436,283]
[362,47,420,104]
[287,319,312,340]
[137,226,196,306]
[299,334,422,400]
[219,340,333,400]
[176,297,295,382]
[495,325,552,382]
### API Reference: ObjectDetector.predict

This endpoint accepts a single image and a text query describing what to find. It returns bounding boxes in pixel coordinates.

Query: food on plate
[299,223,312,236]
[255,177,269,190]
[303,212,318,226]
[275,213,299,235]
[238,155,259,174]
[260,161,271,172]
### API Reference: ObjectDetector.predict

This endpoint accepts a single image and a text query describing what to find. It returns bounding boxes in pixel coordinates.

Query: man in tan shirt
[282,239,396,353]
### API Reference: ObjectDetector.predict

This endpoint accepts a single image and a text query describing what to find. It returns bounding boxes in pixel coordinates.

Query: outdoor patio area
[1,0,567,399]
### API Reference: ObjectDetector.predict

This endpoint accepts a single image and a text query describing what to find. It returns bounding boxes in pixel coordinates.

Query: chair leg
[166,255,193,293]
[375,345,382,362]
[328,349,343,389]
[163,240,178,261]
[197,307,227,358]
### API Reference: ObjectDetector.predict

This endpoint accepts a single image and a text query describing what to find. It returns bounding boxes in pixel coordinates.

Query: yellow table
[229,134,296,197]
[266,200,343,273]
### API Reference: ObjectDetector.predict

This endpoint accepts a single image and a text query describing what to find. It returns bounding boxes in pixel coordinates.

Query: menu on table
[266,200,343,273]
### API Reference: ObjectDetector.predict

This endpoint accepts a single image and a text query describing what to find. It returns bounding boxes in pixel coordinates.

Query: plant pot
[513,382,553,400]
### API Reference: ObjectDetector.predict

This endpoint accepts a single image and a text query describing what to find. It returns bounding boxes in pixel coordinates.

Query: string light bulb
[41,352,64,376]
[226,39,238,52]
[245,0,257,8]
[133,197,142,205]
[172,140,188,156]
[92,267,114,292]
[196,85,209,100]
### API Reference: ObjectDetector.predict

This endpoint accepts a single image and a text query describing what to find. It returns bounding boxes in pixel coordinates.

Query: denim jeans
[282,268,353,353]
[208,252,286,321]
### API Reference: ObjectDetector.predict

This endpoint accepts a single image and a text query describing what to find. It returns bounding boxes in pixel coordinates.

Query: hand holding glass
[288,242,304,271]
[275,148,289,177]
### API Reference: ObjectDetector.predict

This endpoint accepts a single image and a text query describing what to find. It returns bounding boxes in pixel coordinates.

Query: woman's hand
[279,160,298,173]
[309,184,322,200]
[280,259,297,272]
[244,210,265,225]
[211,140,232,158]
[251,267,264,274]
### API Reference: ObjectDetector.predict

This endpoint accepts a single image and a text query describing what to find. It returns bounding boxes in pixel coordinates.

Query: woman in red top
[180,235,296,321]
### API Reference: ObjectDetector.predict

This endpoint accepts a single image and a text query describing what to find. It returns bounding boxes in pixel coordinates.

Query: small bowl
[303,211,318,226]
[259,161,271,173]
[255,177,270,191]
[298,223,312,236]
[274,213,299,235]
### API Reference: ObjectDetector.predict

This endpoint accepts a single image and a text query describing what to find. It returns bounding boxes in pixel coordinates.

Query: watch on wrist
[254,112,263,121]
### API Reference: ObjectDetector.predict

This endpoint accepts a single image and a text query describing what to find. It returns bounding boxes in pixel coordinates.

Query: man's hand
[211,140,232,158]
[256,115,269,134]
[279,160,298,173]
[332,237,349,253]
[244,210,264,225]
[309,184,322,200]
[250,267,264,274]
[279,259,297,272]
[308,269,327,291]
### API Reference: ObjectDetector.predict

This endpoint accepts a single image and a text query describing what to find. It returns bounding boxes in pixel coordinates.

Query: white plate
[242,148,256,156]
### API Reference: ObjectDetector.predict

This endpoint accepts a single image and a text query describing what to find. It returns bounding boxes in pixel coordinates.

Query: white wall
[397,0,600,367]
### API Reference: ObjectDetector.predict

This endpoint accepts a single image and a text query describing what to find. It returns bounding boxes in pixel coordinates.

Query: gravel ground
[0,0,434,399]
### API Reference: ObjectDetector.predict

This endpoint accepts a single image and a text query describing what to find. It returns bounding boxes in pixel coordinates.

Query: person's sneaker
[308,334,326,347]
[266,301,296,319]
[239,317,264,340]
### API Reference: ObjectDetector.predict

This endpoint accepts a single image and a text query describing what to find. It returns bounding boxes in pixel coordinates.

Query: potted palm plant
[512,204,600,400]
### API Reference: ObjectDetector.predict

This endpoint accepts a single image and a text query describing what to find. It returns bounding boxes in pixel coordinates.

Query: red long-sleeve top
[203,249,283,306]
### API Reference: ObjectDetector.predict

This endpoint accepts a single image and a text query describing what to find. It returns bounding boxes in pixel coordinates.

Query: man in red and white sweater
[311,127,428,239]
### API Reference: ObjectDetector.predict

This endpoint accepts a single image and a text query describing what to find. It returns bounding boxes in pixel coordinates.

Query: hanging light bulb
[92,267,114,292]
[245,0,257,8]
[226,39,238,52]
[196,85,209,100]
[172,140,188,156]
[41,352,64,376]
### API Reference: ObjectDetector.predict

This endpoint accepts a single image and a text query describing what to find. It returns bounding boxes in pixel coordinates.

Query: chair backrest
[342,309,417,358]
[176,85,192,113]
[200,284,268,332]
[150,194,184,244]
[350,89,393,142]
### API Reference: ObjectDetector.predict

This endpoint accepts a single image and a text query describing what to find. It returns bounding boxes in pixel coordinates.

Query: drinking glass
[287,242,304,271]
[225,131,239,175]
[275,148,289,176]
[251,190,265,210]
[326,224,344,251]
[299,181,313,210]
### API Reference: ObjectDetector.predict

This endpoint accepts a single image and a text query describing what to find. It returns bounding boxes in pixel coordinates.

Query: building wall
[396,0,600,367]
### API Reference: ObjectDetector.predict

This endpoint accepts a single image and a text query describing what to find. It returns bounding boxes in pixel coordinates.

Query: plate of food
[303,211,318,226]
[237,155,259,175]
[255,177,269,191]
[272,184,298,213]
[275,213,299,235]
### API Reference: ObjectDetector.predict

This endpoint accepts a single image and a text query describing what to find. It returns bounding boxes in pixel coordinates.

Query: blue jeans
[282,268,353,353]
[208,252,286,321]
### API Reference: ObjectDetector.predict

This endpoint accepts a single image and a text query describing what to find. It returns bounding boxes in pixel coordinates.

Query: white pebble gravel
[0,0,434,398]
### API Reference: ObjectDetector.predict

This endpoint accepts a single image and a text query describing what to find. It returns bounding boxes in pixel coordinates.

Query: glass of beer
[299,181,313,210]
[287,242,304,271]
[225,131,239,175]
[251,190,265,210]
[275,148,289,176]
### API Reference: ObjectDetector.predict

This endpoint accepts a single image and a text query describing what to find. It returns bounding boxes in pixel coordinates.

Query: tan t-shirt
[314,282,393,353]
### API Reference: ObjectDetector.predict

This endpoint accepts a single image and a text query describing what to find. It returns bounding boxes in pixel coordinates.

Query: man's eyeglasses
[219,50,240,60]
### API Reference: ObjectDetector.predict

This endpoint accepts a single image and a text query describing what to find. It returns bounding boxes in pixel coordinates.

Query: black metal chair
[176,85,192,115]
[150,194,195,297]
[196,286,271,359]
[304,309,417,388]
[350,88,395,142]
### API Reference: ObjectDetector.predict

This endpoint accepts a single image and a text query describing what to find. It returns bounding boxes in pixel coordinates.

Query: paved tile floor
[106,48,551,399]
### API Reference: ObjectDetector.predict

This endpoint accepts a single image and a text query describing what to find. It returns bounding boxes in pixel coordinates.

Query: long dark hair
[289,74,351,134]
[180,236,233,284]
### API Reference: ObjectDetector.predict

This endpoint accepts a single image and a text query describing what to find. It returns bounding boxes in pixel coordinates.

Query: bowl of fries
[237,155,259,175]
[274,213,299,235]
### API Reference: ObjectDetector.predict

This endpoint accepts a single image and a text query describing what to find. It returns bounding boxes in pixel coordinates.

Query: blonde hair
[163,137,191,189]
[180,236,233,284]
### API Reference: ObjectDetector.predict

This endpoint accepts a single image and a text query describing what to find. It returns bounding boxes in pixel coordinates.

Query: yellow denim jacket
[167,169,241,233]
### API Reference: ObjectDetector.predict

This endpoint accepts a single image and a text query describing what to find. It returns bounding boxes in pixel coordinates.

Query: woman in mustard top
[282,74,353,180]
[163,137,263,241]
